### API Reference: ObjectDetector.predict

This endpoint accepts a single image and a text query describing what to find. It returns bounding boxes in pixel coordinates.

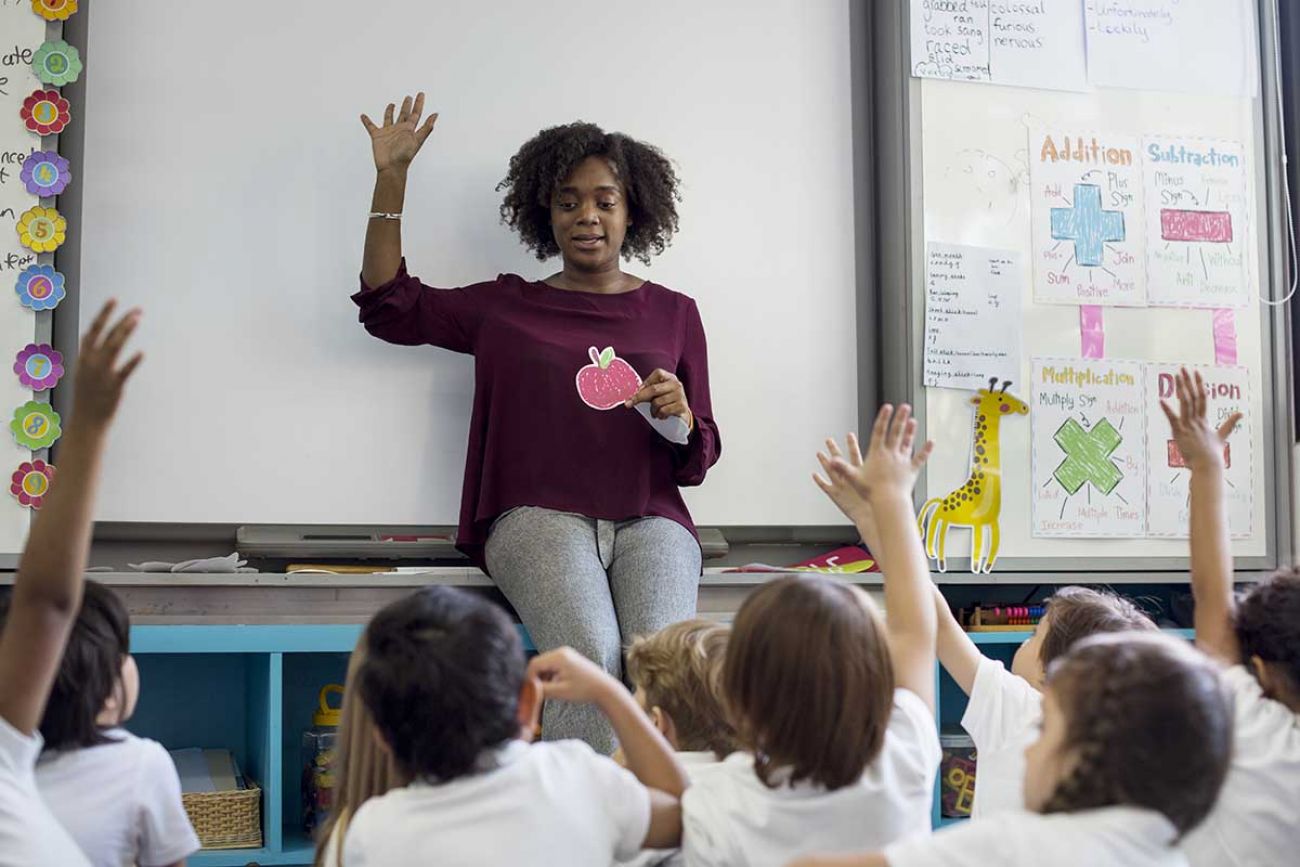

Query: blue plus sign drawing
[1050,183,1126,267]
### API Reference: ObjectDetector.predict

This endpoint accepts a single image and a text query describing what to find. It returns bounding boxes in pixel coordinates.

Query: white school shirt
[0,715,90,867]
[681,688,940,867]
[618,751,722,867]
[885,806,1186,867]
[36,728,199,867]
[1181,665,1300,867]
[343,738,650,867]
[960,656,1042,818]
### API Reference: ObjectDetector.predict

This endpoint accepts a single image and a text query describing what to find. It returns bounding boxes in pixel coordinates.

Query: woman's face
[1022,687,1076,812]
[550,155,629,272]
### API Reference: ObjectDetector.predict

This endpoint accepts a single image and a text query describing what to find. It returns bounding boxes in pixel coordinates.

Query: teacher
[352,93,721,752]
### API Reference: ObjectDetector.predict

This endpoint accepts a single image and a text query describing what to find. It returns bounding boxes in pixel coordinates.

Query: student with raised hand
[788,632,1233,867]
[679,406,940,867]
[340,586,685,867]
[0,301,142,867]
[815,433,1156,818]
[1162,367,1300,867]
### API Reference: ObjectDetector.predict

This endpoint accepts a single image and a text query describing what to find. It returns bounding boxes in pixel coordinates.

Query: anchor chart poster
[1030,130,1146,306]
[1031,358,1147,537]
[1145,364,1252,538]
[1143,137,1250,308]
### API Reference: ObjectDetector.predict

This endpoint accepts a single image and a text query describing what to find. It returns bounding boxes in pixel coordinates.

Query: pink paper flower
[10,460,55,509]
[14,344,64,391]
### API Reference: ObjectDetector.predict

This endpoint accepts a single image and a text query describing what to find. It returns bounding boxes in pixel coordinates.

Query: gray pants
[485,506,702,754]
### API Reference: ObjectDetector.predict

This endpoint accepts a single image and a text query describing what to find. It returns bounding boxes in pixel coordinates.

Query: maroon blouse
[352,261,721,570]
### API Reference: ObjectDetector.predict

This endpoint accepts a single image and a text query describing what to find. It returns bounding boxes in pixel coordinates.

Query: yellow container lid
[314,684,345,727]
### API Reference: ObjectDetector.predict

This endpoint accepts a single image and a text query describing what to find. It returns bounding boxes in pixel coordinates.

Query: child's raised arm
[825,405,936,711]
[0,302,142,734]
[527,647,686,848]
[814,433,982,696]
[1160,367,1242,666]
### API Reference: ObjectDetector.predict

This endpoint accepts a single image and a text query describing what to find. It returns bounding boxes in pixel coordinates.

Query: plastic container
[301,684,344,834]
[939,729,977,819]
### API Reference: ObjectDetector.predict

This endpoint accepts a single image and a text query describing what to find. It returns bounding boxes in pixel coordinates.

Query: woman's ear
[650,706,678,749]
[517,675,544,742]
[370,725,393,756]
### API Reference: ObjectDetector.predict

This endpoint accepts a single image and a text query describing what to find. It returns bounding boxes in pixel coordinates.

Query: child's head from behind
[1024,633,1230,837]
[358,586,533,782]
[11,580,138,750]
[626,618,736,757]
[722,575,893,791]
[1236,570,1300,710]
[1012,587,1156,688]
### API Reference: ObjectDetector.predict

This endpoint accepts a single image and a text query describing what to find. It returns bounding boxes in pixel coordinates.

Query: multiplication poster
[1143,137,1250,307]
[1030,129,1145,306]
[1031,358,1146,537]
[1145,364,1252,538]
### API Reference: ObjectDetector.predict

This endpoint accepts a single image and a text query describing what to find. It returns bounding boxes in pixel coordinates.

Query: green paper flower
[31,41,83,87]
[10,401,61,450]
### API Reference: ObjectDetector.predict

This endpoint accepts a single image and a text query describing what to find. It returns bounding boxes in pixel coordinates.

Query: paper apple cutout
[575,346,641,410]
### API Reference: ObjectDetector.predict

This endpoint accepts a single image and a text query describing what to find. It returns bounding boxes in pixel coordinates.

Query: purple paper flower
[19,152,71,197]
[14,344,64,391]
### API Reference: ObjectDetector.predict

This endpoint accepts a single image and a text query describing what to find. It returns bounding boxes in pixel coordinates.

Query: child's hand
[828,405,932,503]
[1160,367,1241,472]
[527,647,620,706]
[814,433,882,554]
[71,300,143,430]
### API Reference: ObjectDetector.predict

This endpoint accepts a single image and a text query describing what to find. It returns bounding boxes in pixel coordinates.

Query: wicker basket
[182,783,262,850]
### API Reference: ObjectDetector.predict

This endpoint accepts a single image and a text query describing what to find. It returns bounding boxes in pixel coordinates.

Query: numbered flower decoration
[14,344,64,391]
[16,206,66,253]
[31,0,78,21]
[20,89,71,136]
[10,460,54,510]
[31,41,82,86]
[14,265,66,311]
[19,151,71,197]
[10,401,61,450]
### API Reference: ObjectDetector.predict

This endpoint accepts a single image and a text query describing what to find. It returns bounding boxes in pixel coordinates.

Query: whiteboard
[74,0,857,526]
[916,73,1275,563]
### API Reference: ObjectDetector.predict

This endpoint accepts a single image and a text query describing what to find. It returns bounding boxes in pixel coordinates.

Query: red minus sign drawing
[1161,209,1233,243]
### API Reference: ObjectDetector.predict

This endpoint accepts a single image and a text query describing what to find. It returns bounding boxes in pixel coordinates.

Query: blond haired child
[0,302,142,867]
[681,405,940,866]
[315,639,405,867]
[619,619,736,867]
[790,632,1232,867]
[815,434,1156,817]
[1162,367,1300,866]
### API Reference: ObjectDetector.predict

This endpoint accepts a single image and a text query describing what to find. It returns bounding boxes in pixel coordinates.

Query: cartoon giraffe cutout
[919,378,1029,573]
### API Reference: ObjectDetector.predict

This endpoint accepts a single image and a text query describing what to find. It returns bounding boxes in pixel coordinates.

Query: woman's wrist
[371,168,409,212]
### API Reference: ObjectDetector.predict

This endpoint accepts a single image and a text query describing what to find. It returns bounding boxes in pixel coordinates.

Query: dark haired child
[341,585,686,867]
[0,302,142,866]
[29,581,198,867]
[681,406,941,865]
[791,632,1233,867]
[815,434,1156,817]
[1162,367,1300,866]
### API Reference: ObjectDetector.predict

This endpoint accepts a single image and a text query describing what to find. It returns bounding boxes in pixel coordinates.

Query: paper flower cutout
[16,206,66,253]
[31,41,82,86]
[10,460,54,509]
[19,151,71,197]
[20,89,71,136]
[31,0,78,22]
[14,344,64,391]
[15,265,66,311]
[10,401,61,450]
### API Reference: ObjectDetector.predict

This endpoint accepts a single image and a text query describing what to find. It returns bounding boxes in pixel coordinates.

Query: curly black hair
[1236,570,1300,694]
[497,121,680,265]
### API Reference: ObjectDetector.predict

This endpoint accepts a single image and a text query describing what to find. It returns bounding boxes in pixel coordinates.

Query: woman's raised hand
[360,92,438,175]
